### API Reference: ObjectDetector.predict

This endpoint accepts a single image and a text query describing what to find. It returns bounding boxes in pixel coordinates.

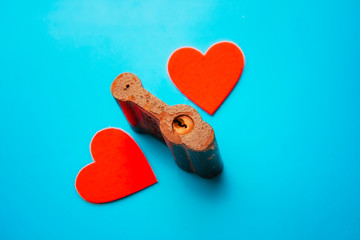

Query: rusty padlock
[111,73,223,178]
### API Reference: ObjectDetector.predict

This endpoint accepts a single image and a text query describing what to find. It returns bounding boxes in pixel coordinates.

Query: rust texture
[111,73,223,178]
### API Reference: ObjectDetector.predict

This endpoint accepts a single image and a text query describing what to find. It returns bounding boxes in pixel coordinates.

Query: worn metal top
[111,73,215,152]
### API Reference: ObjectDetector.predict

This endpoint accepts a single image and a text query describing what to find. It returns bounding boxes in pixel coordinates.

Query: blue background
[1,0,359,239]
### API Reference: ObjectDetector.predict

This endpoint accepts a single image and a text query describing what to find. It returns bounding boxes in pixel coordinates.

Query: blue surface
[1,0,360,239]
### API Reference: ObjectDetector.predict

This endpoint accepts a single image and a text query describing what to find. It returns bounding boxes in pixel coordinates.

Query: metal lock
[111,73,223,178]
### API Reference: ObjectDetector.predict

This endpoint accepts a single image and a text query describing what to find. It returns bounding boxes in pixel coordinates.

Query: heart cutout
[75,128,157,203]
[168,41,245,115]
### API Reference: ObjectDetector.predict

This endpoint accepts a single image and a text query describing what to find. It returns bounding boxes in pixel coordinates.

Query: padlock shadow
[174,166,229,202]
[134,131,229,200]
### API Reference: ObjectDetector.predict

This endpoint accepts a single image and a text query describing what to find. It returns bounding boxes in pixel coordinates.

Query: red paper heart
[75,128,157,203]
[168,41,245,115]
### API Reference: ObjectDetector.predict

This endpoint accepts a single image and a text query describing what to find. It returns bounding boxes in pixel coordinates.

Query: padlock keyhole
[172,115,194,135]
[173,118,187,129]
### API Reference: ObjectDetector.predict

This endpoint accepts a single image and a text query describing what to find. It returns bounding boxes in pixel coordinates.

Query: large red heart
[75,128,157,203]
[168,41,245,115]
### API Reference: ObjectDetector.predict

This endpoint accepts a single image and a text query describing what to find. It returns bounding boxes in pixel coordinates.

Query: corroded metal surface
[111,73,223,178]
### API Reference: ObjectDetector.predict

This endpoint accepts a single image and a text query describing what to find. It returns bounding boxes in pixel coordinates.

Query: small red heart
[75,128,157,203]
[168,41,245,115]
